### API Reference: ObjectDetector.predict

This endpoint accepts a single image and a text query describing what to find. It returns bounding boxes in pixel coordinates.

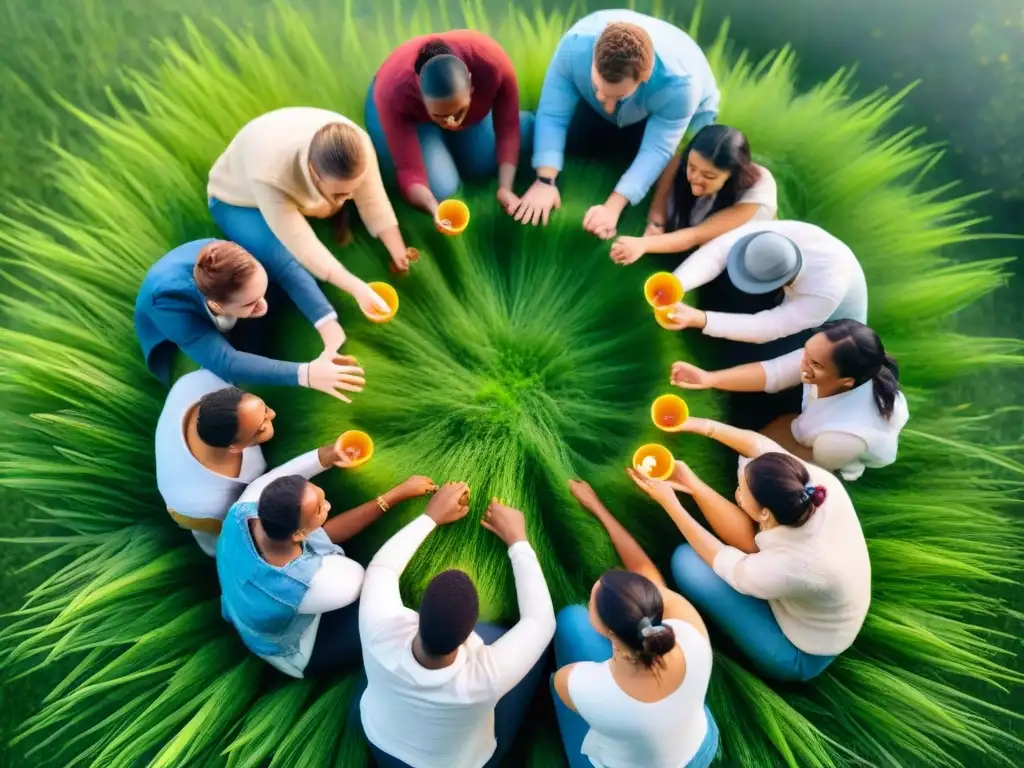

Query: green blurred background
[1,0,1020,764]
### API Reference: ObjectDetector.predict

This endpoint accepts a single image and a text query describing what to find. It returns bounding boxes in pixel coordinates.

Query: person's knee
[555,605,590,642]
[430,171,461,203]
[670,545,721,603]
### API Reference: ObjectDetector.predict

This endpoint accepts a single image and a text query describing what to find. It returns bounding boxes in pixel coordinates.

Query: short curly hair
[593,22,654,84]
[193,240,257,303]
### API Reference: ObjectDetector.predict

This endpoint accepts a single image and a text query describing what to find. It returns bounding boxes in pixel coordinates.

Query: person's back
[570,616,712,767]
[778,220,867,324]
[359,490,556,768]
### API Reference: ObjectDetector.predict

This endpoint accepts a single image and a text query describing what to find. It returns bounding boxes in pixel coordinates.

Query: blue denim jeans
[670,545,835,682]
[552,605,720,768]
[364,78,535,201]
[357,622,547,768]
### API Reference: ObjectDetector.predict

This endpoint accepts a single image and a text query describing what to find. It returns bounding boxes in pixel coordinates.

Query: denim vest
[217,501,341,657]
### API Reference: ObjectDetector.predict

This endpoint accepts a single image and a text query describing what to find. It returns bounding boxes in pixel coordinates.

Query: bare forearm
[700,419,768,458]
[498,162,517,192]
[642,228,698,255]
[406,184,440,215]
[603,192,629,216]
[583,500,663,586]
[536,166,560,181]
[690,481,757,553]
[648,154,681,225]
[322,485,407,543]
[377,225,406,260]
[663,499,726,568]
[706,363,768,392]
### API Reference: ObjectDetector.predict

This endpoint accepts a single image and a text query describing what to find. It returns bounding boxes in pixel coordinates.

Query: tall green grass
[0,1,1020,766]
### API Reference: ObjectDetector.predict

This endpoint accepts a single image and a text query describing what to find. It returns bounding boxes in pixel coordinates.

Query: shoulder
[663,618,712,664]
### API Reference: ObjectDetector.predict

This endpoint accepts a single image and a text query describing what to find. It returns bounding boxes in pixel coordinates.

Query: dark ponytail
[595,570,676,669]
[669,124,760,232]
[414,39,470,99]
[819,319,901,419]
[745,453,826,527]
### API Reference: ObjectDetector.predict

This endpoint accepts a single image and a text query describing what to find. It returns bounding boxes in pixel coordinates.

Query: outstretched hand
[307,353,365,403]
[481,498,528,546]
[425,482,471,526]
[513,181,560,226]
[627,467,680,509]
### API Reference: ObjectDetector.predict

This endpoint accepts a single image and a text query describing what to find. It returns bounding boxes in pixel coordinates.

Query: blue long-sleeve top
[532,9,720,205]
[134,238,336,387]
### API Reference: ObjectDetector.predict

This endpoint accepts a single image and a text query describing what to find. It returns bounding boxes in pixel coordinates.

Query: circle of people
[135,10,911,768]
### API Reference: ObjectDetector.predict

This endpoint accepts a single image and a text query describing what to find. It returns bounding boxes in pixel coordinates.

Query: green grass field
[0,0,1021,766]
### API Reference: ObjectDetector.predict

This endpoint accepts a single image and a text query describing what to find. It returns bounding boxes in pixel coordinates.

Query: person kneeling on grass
[516,9,719,236]
[135,239,364,401]
[217,462,437,678]
[551,479,719,768]
[671,319,909,480]
[365,32,533,219]
[629,418,871,682]
[209,107,417,282]
[358,485,556,768]
[610,124,778,266]
[660,220,868,362]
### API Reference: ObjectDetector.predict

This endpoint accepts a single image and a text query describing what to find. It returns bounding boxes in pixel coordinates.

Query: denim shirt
[217,501,341,657]
[532,9,720,204]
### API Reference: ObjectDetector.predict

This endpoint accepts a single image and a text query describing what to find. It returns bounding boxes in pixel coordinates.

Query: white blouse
[568,619,712,768]
[761,350,910,480]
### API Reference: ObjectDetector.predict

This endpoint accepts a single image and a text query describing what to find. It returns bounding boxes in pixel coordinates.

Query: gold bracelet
[376,496,390,512]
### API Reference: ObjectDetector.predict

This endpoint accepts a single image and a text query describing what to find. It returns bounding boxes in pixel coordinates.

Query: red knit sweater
[371,30,521,199]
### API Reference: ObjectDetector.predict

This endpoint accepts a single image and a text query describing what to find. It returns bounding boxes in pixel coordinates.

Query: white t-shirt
[762,350,910,480]
[359,516,556,768]
[718,436,872,656]
[687,163,778,226]
[674,220,868,344]
[234,449,366,678]
[569,619,712,768]
[155,370,266,556]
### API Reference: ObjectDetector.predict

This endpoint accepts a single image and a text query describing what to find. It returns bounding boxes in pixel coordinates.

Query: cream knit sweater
[208,107,399,282]
[713,436,872,656]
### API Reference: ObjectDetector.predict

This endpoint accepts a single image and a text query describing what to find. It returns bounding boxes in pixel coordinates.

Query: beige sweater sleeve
[251,182,341,283]
[351,133,399,237]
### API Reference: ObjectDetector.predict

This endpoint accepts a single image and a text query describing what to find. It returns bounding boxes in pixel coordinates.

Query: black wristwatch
[536,175,557,187]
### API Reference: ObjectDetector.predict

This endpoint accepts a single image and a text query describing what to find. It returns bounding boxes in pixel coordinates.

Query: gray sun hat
[726,231,803,294]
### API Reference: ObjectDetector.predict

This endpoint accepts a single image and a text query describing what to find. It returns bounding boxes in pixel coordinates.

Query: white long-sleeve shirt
[359,516,556,768]
[237,448,365,677]
[674,220,868,343]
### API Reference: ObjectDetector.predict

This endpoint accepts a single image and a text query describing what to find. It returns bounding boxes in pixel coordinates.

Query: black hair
[819,319,902,420]
[668,124,761,234]
[195,387,247,448]
[595,570,676,669]
[744,453,826,527]
[414,40,470,99]
[418,569,480,656]
[257,475,308,541]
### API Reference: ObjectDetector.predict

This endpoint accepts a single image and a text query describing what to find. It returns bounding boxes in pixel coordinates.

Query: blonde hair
[309,122,367,180]
[594,22,654,83]
[193,240,257,302]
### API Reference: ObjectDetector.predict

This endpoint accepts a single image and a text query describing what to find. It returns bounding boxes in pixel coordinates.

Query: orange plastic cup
[644,272,684,308]
[632,444,675,481]
[364,282,399,323]
[654,306,678,329]
[436,199,470,235]
[337,430,374,468]
[651,394,690,432]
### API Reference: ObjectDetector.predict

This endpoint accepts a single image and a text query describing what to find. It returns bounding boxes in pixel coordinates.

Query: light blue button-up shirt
[532,10,720,205]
